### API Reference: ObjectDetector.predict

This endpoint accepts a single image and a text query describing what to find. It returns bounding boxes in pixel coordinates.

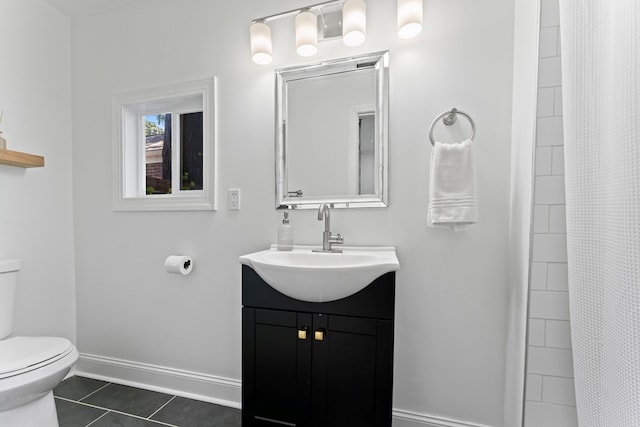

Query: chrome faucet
[314,203,344,253]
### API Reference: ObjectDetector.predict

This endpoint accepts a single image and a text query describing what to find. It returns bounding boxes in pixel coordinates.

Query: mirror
[275,51,389,209]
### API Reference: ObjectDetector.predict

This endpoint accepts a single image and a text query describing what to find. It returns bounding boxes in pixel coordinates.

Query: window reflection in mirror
[358,113,375,195]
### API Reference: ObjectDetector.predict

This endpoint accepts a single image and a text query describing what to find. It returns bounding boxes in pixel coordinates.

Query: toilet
[0,259,78,427]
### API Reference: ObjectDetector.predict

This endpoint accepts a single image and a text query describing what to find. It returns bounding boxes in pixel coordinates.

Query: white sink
[239,245,399,303]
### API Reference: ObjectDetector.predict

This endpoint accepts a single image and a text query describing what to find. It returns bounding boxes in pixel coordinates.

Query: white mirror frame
[112,77,216,212]
[275,51,389,210]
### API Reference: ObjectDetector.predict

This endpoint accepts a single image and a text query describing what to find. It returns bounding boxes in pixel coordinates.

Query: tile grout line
[55,396,111,412]
[54,396,180,427]
[101,409,180,427]
[148,395,177,420]
[84,410,111,427]
[78,382,113,402]
[528,400,577,409]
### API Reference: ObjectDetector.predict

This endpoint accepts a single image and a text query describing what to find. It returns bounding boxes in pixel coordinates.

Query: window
[113,78,216,211]
[143,112,203,195]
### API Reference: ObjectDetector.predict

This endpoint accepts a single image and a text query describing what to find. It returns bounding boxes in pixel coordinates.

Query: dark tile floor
[54,376,242,427]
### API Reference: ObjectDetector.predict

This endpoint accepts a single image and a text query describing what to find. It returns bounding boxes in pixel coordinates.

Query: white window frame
[112,77,216,211]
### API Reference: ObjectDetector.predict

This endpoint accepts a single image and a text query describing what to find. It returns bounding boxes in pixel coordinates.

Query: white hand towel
[427,139,478,231]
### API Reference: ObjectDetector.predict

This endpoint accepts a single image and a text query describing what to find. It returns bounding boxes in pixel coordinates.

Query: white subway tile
[543,376,577,406]
[533,205,550,233]
[539,27,559,58]
[557,29,562,56]
[547,263,569,291]
[557,41,562,57]
[526,374,543,402]
[528,346,574,377]
[552,146,565,175]
[554,87,563,115]
[536,116,564,146]
[546,320,572,349]
[536,147,553,176]
[539,57,562,87]
[540,0,560,27]
[549,205,566,233]
[534,176,566,204]
[532,234,568,263]
[530,262,548,290]
[529,319,546,346]
[525,401,578,427]
[530,290,570,320]
[537,88,555,117]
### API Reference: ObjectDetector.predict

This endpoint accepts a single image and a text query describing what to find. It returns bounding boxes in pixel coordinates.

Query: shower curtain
[559,1,640,425]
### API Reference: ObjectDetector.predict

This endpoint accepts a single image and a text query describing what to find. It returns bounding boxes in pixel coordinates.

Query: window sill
[113,192,215,212]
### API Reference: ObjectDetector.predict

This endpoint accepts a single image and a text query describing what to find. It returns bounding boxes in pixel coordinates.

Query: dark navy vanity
[241,264,396,426]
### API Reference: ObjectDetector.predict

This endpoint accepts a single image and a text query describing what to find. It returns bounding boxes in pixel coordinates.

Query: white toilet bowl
[0,259,79,427]
[0,336,78,427]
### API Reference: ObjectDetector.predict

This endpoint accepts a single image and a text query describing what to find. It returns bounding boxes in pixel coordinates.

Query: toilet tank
[0,259,22,340]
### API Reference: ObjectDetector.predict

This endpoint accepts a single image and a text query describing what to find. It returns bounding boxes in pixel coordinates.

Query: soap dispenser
[277,210,294,251]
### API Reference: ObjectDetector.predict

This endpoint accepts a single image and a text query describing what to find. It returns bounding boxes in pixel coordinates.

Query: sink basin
[239,246,399,303]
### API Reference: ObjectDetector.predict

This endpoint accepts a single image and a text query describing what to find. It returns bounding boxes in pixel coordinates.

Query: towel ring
[428,108,476,146]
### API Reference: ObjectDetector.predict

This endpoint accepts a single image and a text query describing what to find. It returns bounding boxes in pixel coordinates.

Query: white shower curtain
[559,1,640,425]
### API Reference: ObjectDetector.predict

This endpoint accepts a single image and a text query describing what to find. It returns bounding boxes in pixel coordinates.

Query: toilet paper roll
[164,255,193,275]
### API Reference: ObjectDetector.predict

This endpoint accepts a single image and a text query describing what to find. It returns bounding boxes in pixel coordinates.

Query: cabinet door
[311,314,393,427]
[243,308,312,427]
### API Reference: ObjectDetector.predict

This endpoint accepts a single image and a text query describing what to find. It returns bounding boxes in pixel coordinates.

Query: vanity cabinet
[242,265,395,427]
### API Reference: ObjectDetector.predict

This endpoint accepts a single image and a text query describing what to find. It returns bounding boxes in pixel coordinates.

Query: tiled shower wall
[524,0,578,425]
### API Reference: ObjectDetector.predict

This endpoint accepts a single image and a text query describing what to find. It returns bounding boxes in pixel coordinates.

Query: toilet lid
[0,336,72,376]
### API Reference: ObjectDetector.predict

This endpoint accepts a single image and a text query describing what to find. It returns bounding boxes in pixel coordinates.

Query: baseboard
[76,353,493,427]
[392,409,494,427]
[75,353,241,409]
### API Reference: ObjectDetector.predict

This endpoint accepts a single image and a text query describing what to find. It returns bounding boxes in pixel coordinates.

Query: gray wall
[68,0,517,425]
[0,0,75,342]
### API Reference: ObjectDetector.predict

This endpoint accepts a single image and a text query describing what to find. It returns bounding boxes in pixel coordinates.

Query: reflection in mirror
[276,51,389,209]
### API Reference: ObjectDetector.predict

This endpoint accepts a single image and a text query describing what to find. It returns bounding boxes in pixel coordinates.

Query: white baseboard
[75,353,494,427]
[392,409,495,427]
[75,353,241,409]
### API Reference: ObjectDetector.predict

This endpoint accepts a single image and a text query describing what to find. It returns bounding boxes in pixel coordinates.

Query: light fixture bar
[251,0,344,24]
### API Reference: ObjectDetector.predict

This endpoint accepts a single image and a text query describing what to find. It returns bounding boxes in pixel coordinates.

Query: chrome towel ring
[428,108,476,146]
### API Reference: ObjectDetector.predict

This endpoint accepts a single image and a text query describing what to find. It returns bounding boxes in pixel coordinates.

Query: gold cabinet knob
[314,329,325,341]
[298,327,308,340]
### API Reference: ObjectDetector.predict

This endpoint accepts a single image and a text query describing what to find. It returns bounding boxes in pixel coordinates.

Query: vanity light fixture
[250,21,273,65]
[295,10,319,57]
[397,0,423,39]
[249,0,363,64]
[249,0,422,64]
[342,0,366,47]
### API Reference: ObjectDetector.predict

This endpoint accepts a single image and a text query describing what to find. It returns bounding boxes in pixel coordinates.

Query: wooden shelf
[0,149,45,168]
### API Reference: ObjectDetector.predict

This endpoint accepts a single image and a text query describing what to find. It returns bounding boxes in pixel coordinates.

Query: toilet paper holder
[164,255,193,275]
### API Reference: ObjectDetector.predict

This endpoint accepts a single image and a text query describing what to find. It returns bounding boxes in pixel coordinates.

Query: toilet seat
[0,337,73,379]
